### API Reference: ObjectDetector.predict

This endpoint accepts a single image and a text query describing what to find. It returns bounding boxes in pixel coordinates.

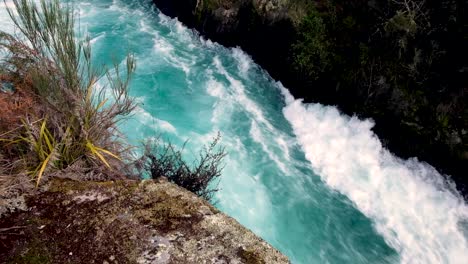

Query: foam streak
[281,87,468,264]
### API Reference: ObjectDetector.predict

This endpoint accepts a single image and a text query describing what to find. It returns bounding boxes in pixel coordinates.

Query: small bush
[0,0,136,185]
[292,9,333,80]
[140,134,226,202]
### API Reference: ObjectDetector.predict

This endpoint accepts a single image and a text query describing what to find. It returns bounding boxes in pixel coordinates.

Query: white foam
[274,136,291,162]
[250,121,288,174]
[147,24,194,77]
[211,57,293,171]
[89,32,105,45]
[109,0,129,13]
[232,47,251,77]
[212,56,274,131]
[134,107,177,134]
[156,11,195,45]
[206,77,226,98]
[280,86,468,263]
[205,73,234,125]
[0,1,17,34]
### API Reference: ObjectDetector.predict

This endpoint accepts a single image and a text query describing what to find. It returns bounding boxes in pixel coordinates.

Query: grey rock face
[0,178,289,263]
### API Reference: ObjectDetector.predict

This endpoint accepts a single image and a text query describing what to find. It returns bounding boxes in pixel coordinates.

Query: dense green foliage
[290,0,467,183]
[292,8,332,79]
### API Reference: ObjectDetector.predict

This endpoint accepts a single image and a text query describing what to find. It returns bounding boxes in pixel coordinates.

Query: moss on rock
[0,178,288,263]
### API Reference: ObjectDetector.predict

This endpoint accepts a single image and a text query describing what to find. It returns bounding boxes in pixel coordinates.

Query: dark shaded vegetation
[139,134,226,202]
[153,0,468,195]
[290,0,467,193]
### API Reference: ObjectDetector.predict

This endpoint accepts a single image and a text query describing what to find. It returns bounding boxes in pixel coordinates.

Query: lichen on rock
[0,178,289,263]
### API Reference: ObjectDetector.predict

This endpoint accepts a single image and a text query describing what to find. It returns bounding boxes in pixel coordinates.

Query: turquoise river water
[1,0,468,263]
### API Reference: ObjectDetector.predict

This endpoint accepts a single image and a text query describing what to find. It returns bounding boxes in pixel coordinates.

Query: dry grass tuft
[0,0,136,188]
[0,74,40,132]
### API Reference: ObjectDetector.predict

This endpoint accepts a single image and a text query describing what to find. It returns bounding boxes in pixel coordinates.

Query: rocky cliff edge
[0,178,289,263]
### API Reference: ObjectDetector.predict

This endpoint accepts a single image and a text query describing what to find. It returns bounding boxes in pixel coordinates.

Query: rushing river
[1,0,468,263]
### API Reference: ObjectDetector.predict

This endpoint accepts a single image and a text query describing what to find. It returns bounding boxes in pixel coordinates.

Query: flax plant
[0,0,136,185]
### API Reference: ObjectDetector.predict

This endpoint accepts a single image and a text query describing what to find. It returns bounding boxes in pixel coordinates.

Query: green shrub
[292,9,333,80]
[141,134,226,202]
[0,0,136,185]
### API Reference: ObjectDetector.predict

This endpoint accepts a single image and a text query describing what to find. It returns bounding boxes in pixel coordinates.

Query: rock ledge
[0,178,289,263]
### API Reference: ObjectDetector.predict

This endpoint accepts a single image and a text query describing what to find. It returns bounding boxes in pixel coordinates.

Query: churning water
[1,0,467,263]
